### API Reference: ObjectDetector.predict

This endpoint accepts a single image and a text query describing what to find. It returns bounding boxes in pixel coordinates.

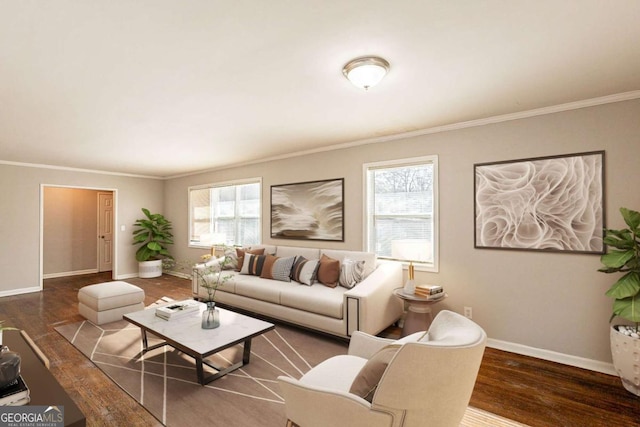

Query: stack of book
[414,284,445,300]
[155,299,200,320]
[0,375,30,406]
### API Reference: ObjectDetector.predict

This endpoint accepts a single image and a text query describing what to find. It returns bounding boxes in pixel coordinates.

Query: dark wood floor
[2,272,639,426]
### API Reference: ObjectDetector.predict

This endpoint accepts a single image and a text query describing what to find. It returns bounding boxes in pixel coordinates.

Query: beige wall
[0,164,164,295]
[164,98,640,367]
[1,98,637,368]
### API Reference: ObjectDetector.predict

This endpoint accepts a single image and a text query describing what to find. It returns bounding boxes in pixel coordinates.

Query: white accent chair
[278,310,487,427]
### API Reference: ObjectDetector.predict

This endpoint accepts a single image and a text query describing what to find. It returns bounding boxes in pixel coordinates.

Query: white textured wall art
[474,151,604,253]
[271,178,344,241]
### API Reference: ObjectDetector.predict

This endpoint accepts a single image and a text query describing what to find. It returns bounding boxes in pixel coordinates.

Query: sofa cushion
[291,256,319,286]
[249,244,277,255]
[317,254,340,288]
[279,283,345,318]
[339,258,365,289]
[321,249,377,278]
[236,248,265,271]
[276,246,320,260]
[233,274,287,304]
[221,246,238,270]
[261,255,295,282]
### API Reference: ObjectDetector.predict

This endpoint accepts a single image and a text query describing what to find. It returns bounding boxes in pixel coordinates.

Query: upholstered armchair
[278,310,487,427]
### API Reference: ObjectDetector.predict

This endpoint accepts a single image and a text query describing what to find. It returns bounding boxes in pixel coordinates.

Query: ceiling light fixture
[342,56,390,90]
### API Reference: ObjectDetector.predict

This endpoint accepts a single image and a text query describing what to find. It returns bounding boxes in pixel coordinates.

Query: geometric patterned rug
[55,303,528,427]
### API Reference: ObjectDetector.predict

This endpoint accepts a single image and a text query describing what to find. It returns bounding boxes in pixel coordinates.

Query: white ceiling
[1,1,639,178]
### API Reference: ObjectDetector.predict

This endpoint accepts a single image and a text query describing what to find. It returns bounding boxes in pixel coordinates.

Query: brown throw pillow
[349,344,400,402]
[236,248,265,271]
[260,255,279,279]
[317,254,340,288]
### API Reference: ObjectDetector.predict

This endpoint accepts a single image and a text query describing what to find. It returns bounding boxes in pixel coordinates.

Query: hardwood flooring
[2,272,639,426]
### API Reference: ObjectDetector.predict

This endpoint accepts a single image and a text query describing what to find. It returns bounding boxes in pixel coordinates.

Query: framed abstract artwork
[270,178,344,241]
[474,151,605,254]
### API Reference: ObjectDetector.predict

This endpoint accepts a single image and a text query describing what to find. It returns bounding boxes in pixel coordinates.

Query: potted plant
[598,207,640,396]
[132,208,174,278]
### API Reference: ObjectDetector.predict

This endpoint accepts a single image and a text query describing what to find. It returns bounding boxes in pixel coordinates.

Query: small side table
[393,288,447,337]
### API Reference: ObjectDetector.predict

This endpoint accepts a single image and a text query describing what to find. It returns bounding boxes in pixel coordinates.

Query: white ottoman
[78,281,145,325]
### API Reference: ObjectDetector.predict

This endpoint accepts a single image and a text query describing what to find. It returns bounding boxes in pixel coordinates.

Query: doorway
[41,185,117,287]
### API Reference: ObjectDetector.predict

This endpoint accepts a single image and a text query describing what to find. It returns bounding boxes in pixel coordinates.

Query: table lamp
[391,239,429,295]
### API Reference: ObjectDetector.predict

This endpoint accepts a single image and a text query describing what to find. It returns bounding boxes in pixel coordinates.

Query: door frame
[39,184,119,290]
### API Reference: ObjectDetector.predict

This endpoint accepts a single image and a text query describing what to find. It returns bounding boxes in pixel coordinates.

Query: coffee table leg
[242,339,252,364]
[141,329,149,350]
[196,357,205,385]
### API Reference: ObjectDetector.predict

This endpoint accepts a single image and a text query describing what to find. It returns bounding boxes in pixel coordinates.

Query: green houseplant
[132,208,174,278]
[598,207,640,396]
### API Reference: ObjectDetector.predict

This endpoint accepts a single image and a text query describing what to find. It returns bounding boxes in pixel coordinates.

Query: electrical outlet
[464,306,472,319]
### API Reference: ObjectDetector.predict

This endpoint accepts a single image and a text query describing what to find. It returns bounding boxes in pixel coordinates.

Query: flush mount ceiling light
[342,56,390,90]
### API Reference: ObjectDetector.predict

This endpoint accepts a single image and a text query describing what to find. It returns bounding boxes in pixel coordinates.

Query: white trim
[3,91,639,180]
[168,90,640,179]
[487,338,616,376]
[0,287,41,298]
[40,185,119,292]
[0,160,160,179]
[187,177,263,248]
[363,155,439,273]
[43,269,99,279]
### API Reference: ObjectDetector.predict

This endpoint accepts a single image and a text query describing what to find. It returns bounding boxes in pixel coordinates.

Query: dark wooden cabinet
[3,330,85,427]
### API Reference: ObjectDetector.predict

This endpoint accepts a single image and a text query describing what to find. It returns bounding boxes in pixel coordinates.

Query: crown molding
[170,90,640,179]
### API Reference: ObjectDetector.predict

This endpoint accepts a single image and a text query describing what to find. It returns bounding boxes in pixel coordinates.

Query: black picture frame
[270,178,344,242]
[474,151,605,254]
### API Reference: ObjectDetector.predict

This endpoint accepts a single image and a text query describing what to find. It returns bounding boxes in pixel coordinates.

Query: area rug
[56,307,527,427]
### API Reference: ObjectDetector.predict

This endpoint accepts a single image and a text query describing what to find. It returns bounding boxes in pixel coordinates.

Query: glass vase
[201,302,220,329]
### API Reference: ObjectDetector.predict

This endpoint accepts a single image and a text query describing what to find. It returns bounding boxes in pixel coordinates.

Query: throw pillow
[349,344,400,403]
[260,255,295,282]
[240,254,267,276]
[339,258,365,289]
[291,256,320,286]
[317,254,340,288]
[270,256,296,282]
[236,248,265,272]
[221,246,238,270]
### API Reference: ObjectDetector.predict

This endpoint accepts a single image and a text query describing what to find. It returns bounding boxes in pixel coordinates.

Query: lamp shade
[343,57,390,90]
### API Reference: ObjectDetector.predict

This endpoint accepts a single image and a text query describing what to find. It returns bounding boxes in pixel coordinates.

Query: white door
[98,192,114,272]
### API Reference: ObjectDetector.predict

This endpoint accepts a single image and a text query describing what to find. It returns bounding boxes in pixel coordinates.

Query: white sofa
[192,245,404,339]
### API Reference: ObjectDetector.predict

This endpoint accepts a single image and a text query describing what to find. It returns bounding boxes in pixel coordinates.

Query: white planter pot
[138,259,162,278]
[610,325,640,396]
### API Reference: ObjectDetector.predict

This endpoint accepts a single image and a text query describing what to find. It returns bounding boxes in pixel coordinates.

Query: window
[189,178,262,247]
[364,156,438,272]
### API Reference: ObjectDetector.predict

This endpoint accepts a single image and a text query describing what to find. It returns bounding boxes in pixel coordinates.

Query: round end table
[393,288,447,337]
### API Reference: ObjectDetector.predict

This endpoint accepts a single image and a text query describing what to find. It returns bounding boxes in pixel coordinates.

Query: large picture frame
[474,151,605,254]
[271,178,344,241]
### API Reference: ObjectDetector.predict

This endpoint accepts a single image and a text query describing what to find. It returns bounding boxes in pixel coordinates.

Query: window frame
[363,155,439,273]
[188,177,262,249]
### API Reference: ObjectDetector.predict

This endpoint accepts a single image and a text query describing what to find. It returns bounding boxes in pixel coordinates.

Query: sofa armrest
[344,261,404,336]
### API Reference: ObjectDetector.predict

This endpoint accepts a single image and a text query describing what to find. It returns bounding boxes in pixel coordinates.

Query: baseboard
[0,286,41,298]
[116,273,138,280]
[488,338,617,376]
[165,271,190,280]
[43,269,99,279]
